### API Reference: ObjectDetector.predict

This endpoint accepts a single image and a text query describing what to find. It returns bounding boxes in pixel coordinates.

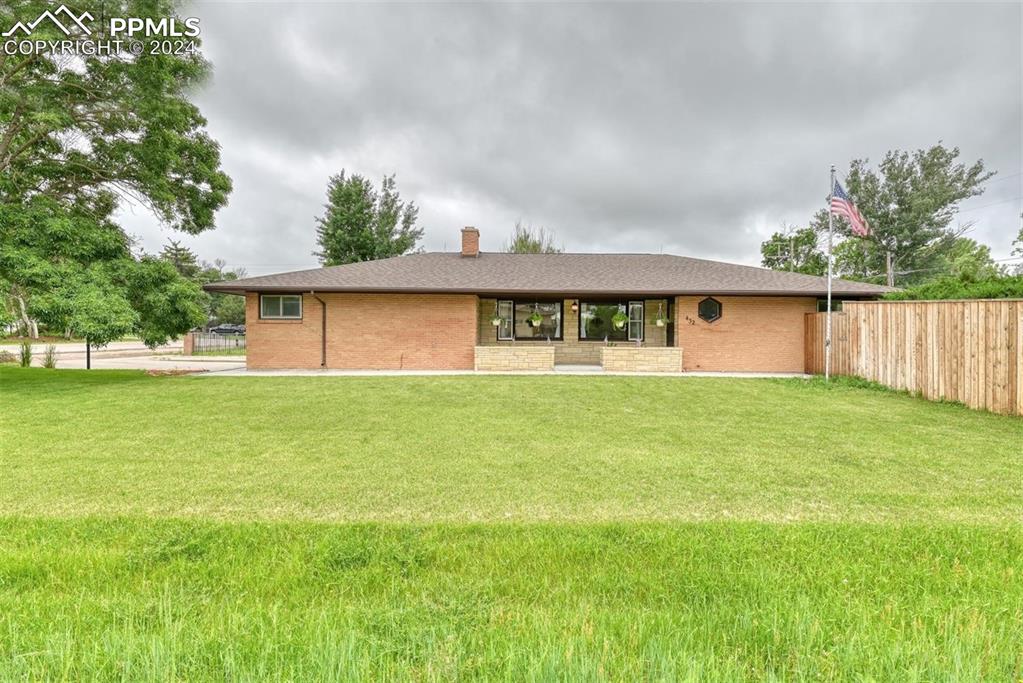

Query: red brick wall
[245,293,477,370]
[674,296,817,372]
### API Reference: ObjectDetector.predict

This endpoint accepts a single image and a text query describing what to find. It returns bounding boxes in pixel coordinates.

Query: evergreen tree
[313,172,423,265]
[160,241,203,280]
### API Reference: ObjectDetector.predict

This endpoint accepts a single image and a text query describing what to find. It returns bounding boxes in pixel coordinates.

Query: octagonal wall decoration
[698,297,722,323]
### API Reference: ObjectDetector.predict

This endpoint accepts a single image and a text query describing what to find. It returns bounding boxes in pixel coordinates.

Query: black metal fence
[190,332,246,355]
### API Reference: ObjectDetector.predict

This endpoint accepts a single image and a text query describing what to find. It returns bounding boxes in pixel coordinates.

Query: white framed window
[260,294,302,319]
[496,300,514,340]
[628,301,644,341]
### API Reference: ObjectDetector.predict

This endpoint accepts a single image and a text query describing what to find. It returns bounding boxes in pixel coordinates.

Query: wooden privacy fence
[805,300,1022,416]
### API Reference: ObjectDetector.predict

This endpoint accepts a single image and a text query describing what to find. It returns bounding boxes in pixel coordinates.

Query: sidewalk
[202,368,807,378]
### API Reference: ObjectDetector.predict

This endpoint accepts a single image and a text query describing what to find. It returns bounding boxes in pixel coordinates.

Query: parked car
[209,324,245,336]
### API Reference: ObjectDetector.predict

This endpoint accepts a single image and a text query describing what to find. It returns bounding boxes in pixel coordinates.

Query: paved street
[36,355,245,372]
[0,340,182,355]
[2,340,243,372]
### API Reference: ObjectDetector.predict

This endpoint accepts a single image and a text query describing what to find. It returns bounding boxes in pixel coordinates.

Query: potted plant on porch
[654,302,669,327]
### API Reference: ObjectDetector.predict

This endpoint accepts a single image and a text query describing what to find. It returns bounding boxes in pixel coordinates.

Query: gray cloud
[119,1,1022,274]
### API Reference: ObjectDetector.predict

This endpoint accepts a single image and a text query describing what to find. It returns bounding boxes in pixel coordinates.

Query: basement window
[697,297,722,323]
[260,294,302,319]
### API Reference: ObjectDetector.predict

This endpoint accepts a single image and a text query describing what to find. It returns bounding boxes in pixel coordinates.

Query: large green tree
[503,221,562,254]
[0,0,231,231]
[764,145,997,286]
[0,198,206,345]
[0,0,231,343]
[933,237,1001,280]
[843,144,993,286]
[314,172,423,265]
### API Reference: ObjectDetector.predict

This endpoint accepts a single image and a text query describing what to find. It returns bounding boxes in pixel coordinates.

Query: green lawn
[197,346,247,356]
[0,368,1020,680]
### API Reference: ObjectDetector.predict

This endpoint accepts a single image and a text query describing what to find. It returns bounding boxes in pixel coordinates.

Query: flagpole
[825,165,835,382]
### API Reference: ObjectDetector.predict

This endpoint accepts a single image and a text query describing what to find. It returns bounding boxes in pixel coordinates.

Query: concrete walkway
[202,367,807,378]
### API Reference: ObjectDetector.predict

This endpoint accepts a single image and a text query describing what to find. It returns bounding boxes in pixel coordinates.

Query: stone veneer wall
[477,298,670,364]
[600,347,683,372]
[474,345,555,371]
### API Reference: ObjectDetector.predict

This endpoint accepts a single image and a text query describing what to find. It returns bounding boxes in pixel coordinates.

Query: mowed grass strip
[1,519,1020,681]
[1,368,1019,522]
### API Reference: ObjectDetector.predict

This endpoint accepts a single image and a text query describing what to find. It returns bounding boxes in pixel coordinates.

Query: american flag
[830,180,871,237]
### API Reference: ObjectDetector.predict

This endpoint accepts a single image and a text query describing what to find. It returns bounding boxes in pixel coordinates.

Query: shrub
[18,341,32,367]
[884,274,1023,301]
[42,345,58,369]
[0,350,15,364]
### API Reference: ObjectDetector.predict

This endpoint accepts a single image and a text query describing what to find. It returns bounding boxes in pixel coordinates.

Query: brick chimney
[460,226,480,257]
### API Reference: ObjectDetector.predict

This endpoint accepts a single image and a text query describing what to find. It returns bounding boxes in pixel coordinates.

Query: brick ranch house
[204,227,891,372]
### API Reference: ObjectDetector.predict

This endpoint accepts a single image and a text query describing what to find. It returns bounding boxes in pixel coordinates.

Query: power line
[983,171,1023,184]
[955,196,1023,214]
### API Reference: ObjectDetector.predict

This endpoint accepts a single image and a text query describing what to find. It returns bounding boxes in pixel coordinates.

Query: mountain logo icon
[3,5,94,37]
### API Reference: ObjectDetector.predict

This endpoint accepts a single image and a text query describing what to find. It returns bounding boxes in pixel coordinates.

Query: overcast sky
[118,1,1022,276]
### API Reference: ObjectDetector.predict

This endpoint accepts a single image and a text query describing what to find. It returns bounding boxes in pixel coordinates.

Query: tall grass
[41,344,57,369]
[0,519,1019,681]
[17,340,32,367]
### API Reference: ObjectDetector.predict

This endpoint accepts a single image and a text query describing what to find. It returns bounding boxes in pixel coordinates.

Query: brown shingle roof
[205,252,894,297]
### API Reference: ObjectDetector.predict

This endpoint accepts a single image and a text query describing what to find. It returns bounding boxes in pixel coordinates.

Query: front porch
[475,297,682,372]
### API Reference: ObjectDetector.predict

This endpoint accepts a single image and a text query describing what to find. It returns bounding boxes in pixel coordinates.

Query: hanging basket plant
[528,312,544,328]
[653,302,669,327]
[611,311,628,330]
[490,315,504,327]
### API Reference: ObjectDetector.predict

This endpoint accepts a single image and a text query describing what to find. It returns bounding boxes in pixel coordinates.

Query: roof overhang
[204,283,888,298]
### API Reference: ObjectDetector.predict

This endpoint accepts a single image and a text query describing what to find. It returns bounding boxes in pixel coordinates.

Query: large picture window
[260,294,302,319]
[513,301,562,340]
[579,301,643,342]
